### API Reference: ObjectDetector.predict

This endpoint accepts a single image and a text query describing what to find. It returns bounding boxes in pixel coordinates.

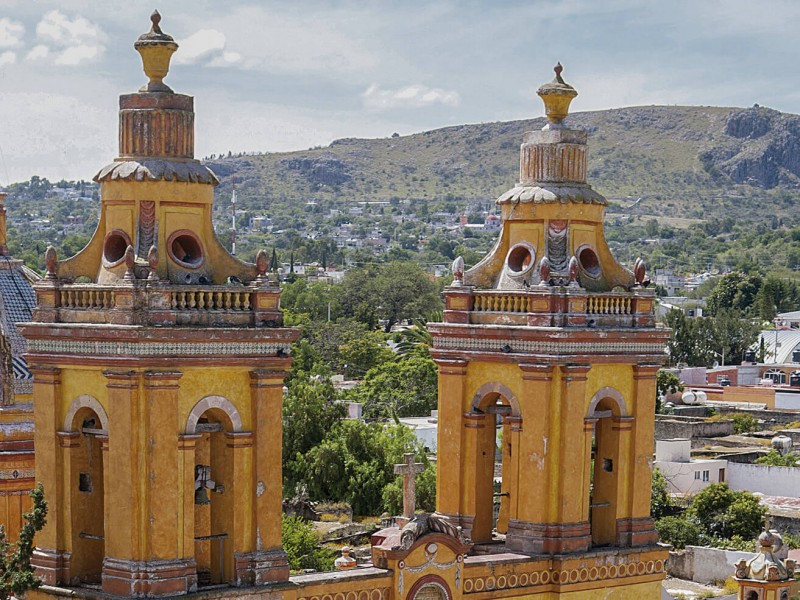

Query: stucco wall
[667,546,751,584]
[655,416,733,443]
[727,462,800,497]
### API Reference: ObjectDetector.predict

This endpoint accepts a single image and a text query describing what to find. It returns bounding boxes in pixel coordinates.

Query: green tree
[706,272,762,316]
[651,467,671,519]
[282,374,346,496]
[349,356,438,421]
[688,483,766,540]
[655,515,701,549]
[0,483,48,599]
[754,449,799,467]
[656,370,684,413]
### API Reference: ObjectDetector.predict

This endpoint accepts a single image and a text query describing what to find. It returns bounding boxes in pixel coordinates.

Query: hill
[207,104,800,225]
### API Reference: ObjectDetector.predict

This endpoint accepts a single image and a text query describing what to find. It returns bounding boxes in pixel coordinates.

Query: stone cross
[394,453,425,518]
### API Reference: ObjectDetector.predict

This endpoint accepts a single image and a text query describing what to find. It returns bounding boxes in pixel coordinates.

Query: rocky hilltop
[207,105,800,222]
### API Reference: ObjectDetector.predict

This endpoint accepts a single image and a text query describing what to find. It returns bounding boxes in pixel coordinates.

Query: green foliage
[0,483,48,599]
[381,462,437,516]
[664,308,759,367]
[348,356,438,421]
[656,370,684,413]
[281,515,336,572]
[337,261,442,332]
[688,483,766,540]
[651,467,671,519]
[754,449,799,467]
[298,421,428,515]
[729,413,759,434]
[655,515,701,549]
[282,373,347,496]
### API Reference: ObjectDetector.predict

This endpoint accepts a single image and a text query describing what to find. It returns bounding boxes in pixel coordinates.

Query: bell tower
[430,65,669,595]
[22,12,296,597]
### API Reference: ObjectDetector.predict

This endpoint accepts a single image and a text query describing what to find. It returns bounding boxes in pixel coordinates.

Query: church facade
[24,12,668,600]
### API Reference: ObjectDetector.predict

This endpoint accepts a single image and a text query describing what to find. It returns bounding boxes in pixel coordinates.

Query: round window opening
[507,244,535,274]
[578,247,601,278]
[103,230,130,266]
[169,232,204,268]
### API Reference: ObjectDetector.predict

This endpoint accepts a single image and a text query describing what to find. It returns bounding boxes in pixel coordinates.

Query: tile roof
[0,257,37,396]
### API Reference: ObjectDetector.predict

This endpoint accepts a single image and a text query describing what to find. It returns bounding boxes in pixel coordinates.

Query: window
[702,470,710,482]
[695,471,701,480]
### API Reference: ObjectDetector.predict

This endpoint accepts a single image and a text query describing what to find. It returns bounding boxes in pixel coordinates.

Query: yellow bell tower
[21,12,296,596]
[430,64,670,595]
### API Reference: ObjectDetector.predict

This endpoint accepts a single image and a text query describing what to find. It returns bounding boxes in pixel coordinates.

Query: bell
[194,487,210,505]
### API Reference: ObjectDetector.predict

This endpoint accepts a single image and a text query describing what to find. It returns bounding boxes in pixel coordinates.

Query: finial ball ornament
[537,62,578,128]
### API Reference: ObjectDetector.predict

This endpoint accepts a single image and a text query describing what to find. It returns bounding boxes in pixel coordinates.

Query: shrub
[754,449,799,467]
[655,515,702,549]
[282,515,336,572]
[730,413,759,434]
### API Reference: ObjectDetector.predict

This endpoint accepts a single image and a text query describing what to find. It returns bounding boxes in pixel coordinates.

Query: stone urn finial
[451,255,464,287]
[634,258,646,286]
[134,10,179,93]
[44,245,58,280]
[147,245,159,280]
[538,256,551,286]
[537,62,578,129]
[568,256,580,288]
[256,249,269,281]
[334,546,357,571]
[123,245,136,280]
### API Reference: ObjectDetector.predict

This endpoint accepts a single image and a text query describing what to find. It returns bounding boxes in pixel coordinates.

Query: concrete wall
[654,458,727,495]
[775,389,800,410]
[727,462,800,498]
[655,416,734,443]
[717,406,800,426]
[667,546,752,584]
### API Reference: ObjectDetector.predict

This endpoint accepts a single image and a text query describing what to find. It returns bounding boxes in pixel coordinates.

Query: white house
[653,439,727,496]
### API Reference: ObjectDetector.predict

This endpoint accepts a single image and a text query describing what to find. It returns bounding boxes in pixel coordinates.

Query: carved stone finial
[150,9,162,33]
[538,256,551,286]
[634,258,646,286]
[451,256,465,286]
[147,245,159,280]
[537,62,578,128]
[568,256,579,288]
[256,249,269,281]
[123,245,136,280]
[44,245,58,279]
[134,10,178,93]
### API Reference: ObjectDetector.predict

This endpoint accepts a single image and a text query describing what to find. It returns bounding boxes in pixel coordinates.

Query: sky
[0,0,799,183]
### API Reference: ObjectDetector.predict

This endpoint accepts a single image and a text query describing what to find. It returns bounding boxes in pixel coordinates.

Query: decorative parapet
[443,287,656,328]
[32,280,283,328]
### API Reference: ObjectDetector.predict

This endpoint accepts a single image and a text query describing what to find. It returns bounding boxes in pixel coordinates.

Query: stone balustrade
[445,287,655,328]
[33,280,282,328]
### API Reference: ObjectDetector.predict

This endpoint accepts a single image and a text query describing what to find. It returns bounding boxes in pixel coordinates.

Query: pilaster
[434,359,468,519]
[30,366,65,585]
[248,369,290,584]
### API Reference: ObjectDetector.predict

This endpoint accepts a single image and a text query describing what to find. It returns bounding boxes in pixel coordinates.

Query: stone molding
[185,395,243,433]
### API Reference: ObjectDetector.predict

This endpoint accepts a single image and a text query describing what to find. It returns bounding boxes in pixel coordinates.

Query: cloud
[0,18,24,49]
[174,29,242,68]
[26,45,49,61]
[33,10,106,65]
[362,84,460,111]
[0,51,16,67]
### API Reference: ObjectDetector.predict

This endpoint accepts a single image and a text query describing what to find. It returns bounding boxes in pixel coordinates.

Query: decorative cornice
[433,336,665,356]
[28,339,291,358]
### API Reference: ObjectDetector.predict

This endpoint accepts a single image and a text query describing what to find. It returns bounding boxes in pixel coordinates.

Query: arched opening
[408,575,451,600]
[189,404,236,586]
[469,383,520,543]
[764,368,786,385]
[67,405,106,584]
[586,387,627,548]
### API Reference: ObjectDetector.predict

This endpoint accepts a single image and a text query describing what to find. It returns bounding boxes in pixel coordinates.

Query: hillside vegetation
[208,104,800,225]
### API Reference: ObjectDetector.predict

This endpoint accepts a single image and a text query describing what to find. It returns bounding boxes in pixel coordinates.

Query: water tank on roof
[791,372,800,387]
[772,435,793,454]
[744,350,756,363]
[792,349,800,363]
[681,390,707,405]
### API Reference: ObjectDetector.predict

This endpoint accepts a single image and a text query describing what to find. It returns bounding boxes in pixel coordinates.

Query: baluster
[215,292,222,310]
[243,293,251,310]
[170,293,177,309]
[626,297,632,314]
[179,291,187,310]
[588,296,595,313]
[224,292,232,310]
[234,292,241,310]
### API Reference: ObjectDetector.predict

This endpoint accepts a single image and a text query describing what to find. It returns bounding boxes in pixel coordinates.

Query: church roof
[0,257,38,395]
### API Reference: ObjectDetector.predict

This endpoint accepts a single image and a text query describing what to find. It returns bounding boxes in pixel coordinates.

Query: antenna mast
[231,175,237,255]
